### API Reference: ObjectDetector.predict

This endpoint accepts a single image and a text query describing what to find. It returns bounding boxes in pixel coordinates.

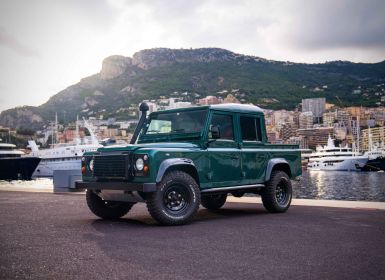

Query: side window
[240,116,262,142]
[210,114,234,140]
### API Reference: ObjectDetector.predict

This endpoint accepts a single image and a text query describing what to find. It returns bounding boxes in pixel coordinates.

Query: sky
[0,0,385,113]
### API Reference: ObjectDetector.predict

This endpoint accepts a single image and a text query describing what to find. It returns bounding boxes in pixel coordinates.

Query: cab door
[207,112,242,188]
[239,115,267,184]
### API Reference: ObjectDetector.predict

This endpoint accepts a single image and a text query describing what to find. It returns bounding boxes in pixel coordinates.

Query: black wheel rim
[105,201,123,209]
[275,179,290,206]
[163,184,191,214]
[209,194,223,201]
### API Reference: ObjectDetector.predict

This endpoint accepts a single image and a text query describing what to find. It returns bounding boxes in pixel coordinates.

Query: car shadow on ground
[86,202,268,229]
[81,203,270,263]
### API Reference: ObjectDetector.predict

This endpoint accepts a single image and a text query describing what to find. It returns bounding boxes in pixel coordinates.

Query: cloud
[105,0,385,62]
[61,0,118,29]
[0,27,39,57]
[274,0,385,50]
[105,0,278,56]
[1,0,385,113]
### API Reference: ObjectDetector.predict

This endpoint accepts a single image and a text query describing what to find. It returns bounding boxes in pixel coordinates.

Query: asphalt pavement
[0,190,384,280]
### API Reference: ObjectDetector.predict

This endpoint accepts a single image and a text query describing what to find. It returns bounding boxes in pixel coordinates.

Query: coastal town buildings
[323,111,337,126]
[299,112,314,129]
[361,126,385,151]
[199,95,221,105]
[297,127,334,149]
[2,94,384,151]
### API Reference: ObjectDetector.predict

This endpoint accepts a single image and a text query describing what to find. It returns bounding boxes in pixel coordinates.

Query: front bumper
[75,181,157,192]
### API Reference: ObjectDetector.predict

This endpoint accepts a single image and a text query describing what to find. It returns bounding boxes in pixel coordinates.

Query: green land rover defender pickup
[76,103,301,225]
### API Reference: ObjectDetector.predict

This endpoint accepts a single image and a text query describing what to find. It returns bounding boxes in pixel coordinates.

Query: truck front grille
[93,154,129,179]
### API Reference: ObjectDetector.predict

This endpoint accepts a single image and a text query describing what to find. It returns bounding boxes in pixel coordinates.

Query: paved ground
[0,191,384,280]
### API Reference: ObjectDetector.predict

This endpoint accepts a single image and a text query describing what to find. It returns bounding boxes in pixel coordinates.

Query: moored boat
[26,119,102,177]
[307,135,368,171]
[359,130,385,171]
[0,143,40,180]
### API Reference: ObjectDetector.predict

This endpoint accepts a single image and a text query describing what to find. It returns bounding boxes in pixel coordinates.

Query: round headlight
[135,158,144,171]
[89,159,94,171]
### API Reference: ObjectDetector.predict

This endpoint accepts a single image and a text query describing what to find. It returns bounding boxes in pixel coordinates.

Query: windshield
[141,109,208,137]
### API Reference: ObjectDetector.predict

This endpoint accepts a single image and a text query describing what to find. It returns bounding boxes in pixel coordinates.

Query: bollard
[53,169,83,193]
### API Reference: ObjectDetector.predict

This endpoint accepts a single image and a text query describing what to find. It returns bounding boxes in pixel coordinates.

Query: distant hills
[1,47,384,130]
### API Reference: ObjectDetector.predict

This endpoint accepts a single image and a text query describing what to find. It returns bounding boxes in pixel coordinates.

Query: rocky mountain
[1,47,384,130]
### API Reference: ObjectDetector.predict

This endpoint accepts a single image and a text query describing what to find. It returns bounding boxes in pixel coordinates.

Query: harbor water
[0,170,384,202]
[293,170,385,202]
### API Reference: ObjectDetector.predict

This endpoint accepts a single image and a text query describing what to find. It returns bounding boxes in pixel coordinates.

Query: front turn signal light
[81,166,87,174]
[143,165,149,173]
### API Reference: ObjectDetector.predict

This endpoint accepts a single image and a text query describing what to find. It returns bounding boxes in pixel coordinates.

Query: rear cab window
[240,115,263,143]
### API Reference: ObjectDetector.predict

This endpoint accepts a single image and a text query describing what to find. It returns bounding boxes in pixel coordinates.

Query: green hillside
[1,48,384,130]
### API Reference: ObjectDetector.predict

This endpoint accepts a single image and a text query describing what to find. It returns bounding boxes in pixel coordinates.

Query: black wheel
[261,171,292,213]
[146,171,200,225]
[201,194,227,210]
[86,190,134,219]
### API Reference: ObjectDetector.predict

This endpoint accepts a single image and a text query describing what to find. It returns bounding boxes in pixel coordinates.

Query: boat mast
[75,115,80,145]
[368,125,372,152]
[55,112,58,146]
[357,118,360,152]
[51,120,54,147]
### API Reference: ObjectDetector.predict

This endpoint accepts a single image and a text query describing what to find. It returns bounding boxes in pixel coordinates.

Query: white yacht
[307,135,368,171]
[0,143,41,180]
[27,119,102,177]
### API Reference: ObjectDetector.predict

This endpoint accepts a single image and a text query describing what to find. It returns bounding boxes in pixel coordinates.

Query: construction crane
[335,95,344,108]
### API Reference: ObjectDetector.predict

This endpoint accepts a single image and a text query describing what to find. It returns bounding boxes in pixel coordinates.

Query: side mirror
[210,125,220,139]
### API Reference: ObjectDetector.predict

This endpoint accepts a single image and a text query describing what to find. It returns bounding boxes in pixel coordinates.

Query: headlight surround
[134,154,149,176]
[135,158,144,171]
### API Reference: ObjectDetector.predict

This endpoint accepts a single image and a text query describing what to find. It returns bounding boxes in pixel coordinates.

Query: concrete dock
[0,190,384,280]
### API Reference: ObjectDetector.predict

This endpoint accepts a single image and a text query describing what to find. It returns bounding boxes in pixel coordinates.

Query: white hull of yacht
[308,156,368,171]
[32,157,82,177]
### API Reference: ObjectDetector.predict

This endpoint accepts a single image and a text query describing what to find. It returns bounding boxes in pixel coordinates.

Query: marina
[1,170,384,202]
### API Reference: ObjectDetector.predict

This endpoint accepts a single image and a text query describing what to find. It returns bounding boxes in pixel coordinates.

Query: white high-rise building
[302,98,326,124]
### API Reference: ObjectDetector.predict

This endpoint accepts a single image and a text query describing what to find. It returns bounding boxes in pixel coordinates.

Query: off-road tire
[201,194,227,210]
[261,170,292,213]
[86,190,134,219]
[146,171,200,226]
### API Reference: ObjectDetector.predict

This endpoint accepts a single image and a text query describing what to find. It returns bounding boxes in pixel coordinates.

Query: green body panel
[82,104,302,189]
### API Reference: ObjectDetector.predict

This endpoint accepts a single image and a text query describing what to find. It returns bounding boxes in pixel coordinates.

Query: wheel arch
[265,158,292,181]
[156,158,200,186]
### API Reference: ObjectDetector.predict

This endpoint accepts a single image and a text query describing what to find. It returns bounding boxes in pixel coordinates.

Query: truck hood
[97,142,200,153]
